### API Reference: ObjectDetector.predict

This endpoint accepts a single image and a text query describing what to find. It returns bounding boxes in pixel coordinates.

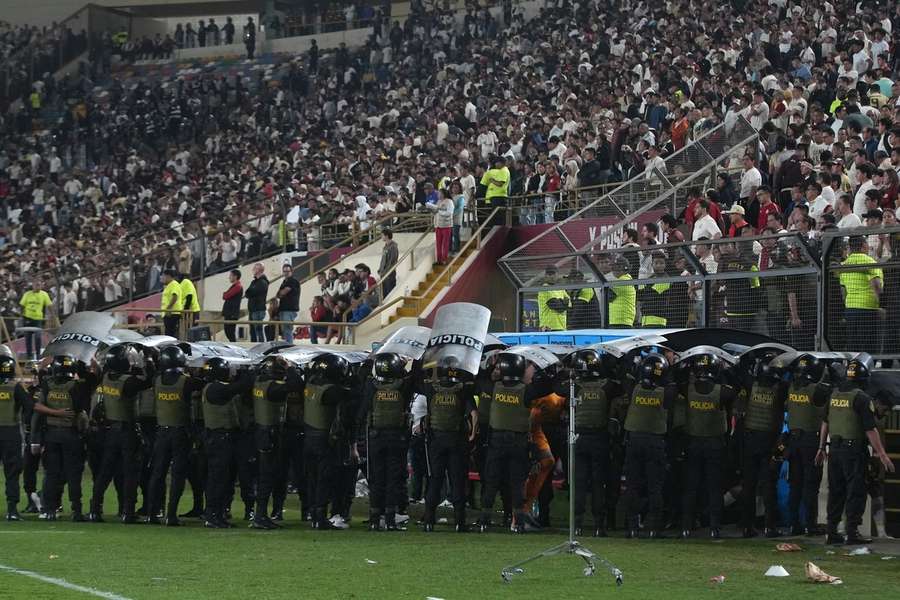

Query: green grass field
[1,482,899,600]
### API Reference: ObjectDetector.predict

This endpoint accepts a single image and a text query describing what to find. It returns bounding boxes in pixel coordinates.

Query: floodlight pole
[500,375,623,586]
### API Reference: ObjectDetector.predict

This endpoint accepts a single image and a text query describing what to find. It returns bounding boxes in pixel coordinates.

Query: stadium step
[388,246,476,323]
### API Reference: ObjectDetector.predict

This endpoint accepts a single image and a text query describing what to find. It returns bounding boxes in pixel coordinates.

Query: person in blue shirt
[350,295,375,322]
[790,58,811,81]
[450,180,466,253]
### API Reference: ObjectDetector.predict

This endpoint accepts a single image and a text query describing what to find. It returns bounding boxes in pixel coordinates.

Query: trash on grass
[806,562,842,585]
[765,565,790,577]
[776,543,803,552]
[846,547,871,556]
[48,555,59,560]
[425,597,446,600]
[825,551,836,555]
[881,556,896,561]
[708,574,726,584]
[365,559,378,565]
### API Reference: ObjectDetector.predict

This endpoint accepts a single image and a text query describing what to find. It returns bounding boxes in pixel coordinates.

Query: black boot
[679,529,691,540]
[121,513,138,524]
[180,503,204,518]
[648,530,666,539]
[244,505,254,521]
[250,517,276,530]
[271,499,284,522]
[6,504,22,521]
[764,527,781,538]
[845,529,872,545]
[709,527,721,540]
[87,512,104,523]
[385,512,398,531]
[23,499,39,514]
[164,515,182,527]
[593,527,607,538]
[742,527,758,538]
[513,512,526,534]
[315,509,337,530]
[625,528,639,539]
[478,513,491,533]
[369,510,382,531]
[145,514,162,525]
[454,508,467,533]
[422,522,435,532]
[825,530,846,545]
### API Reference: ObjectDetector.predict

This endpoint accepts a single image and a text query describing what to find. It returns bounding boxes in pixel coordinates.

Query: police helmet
[373,353,407,382]
[754,353,782,383]
[568,348,605,379]
[203,357,232,382]
[258,355,288,380]
[105,344,141,375]
[639,353,668,386]
[0,355,15,381]
[158,345,187,372]
[51,355,78,380]
[437,355,465,384]
[845,353,874,383]
[693,354,720,382]
[307,353,350,384]
[793,354,824,382]
[496,353,527,383]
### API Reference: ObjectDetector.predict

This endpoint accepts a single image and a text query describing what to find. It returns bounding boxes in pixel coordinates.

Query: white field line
[0,563,134,600]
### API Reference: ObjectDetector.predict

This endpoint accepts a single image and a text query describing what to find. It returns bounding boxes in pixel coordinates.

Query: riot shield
[675,345,739,367]
[376,326,432,360]
[43,311,117,364]
[422,302,491,377]
[502,345,561,369]
[592,334,671,358]
[179,341,259,368]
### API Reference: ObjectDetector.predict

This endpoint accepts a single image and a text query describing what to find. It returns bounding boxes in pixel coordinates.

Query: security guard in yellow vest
[478,353,546,534]
[677,354,736,539]
[637,253,671,327]
[737,352,788,538]
[537,267,570,331]
[357,353,413,531]
[146,346,204,526]
[785,354,831,535]
[303,353,352,530]
[420,357,478,532]
[622,353,677,539]
[818,354,895,545]
[0,355,29,520]
[200,357,254,529]
[88,344,153,524]
[566,349,621,537]
[250,356,301,530]
[34,355,98,521]
[272,368,306,522]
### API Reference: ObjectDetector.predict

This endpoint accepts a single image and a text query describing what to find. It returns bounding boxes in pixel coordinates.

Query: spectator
[221,269,243,342]
[378,229,399,297]
[19,280,52,360]
[840,236,882,354]
[350,295,376,323]
[160,269,183,338]
[450,180,466,253]
[309,295,328,345]
[725,205,751,238]
[61,282,77,319]
[427,189,454,265]
[660,214,685,244]
[692,200,722,241]
[836,194,863,229]
[354,264,376,292]
[263,298,279,343]
[276,264,300,343]
[755,187,781,234]
[244,263,269,343]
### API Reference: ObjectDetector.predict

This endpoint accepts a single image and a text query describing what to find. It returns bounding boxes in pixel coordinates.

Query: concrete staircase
[388,244,478,323]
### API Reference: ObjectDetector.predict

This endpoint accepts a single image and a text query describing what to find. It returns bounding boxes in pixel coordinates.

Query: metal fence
[515,226,900,360]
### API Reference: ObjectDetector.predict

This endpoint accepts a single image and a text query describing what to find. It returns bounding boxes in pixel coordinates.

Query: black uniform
[202,374,253,526]
[89,372,153,521]
[358,378,413,527]
[0,381,30,515]
[785,380,829,532]
[679,380,736,535]
[823,385,878,536]
[739,379,788,534]
[420,379,476,529]
[272,384,305,520]
[569,377,621,532]
[303,382,349,527]
[147,370,204,522]
[38,376,97,518]
[622,382,677,536]
[21,385,41,511]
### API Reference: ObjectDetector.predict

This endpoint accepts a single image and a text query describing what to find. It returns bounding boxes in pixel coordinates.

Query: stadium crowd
[1,0,899,339]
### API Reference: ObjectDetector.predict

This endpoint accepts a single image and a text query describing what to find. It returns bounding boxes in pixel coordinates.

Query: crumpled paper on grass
[806,562,842,585]
[776,543,803,552]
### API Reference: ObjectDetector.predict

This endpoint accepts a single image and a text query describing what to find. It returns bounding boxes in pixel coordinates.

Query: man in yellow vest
[537,267,569,331]
[19,280,53,360]
[608,256,636,328]
[161,270,184,338]
[179,273,200,328]
[480,156,510,227]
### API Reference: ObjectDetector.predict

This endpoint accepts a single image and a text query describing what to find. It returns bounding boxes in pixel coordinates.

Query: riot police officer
[567,349,621,537]
[420,357,478,532]
[0,355,29,520]
[479,353,544,534]
[88,345,153,523]
[358,353,413,531]
[785,354,830,535]
[146,346,204,526]
[21,368,42,514]
[201,357,254,529]
[818,354,896,545]
[678,354,736,539]
[272,364,305,522]
[738,352,788,538]
[34,355,98,521]
[251,356,300,530]
[622,353,677,539]
[304,353,352,530]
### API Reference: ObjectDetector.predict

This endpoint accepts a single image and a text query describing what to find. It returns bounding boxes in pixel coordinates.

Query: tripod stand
[501,375,623,585]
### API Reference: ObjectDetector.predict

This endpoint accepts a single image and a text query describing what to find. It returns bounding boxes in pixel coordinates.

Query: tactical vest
[478,389,493,427]
[253,380,286,428]
[0,383,19,426]
[371,380,406,429]
[100,375,134,423]
[828,389,865,441]
[575,380,609,431]
[745,383,778,433]
[685,383,727,437]
[489,382,530,433]
[304,384,337,430]
[155,374,190,428]
[624,385,667,435]
[45,381,77,427]
[137,387,156,419]
[429,382,466,432]
[190,390,203,423]
[285,389,304,426]
[786,383,824,432]
[202,386,238,430]
[236,395,254,430]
